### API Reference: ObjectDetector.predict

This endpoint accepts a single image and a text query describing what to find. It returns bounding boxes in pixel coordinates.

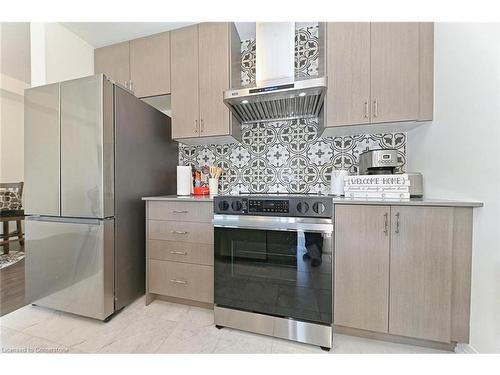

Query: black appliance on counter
[212,194,334,350]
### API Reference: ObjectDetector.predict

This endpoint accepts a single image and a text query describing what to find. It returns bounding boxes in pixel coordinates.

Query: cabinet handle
[364,101,369,118]
[395,212,400,234]
[172,210,188,214]
[194,120,198,134]
[171,230,188,235]
[170,251,188,255]
[169,279,187,285]
[384,212,388,235]
[200,119,204,133]
[373,99,378,118]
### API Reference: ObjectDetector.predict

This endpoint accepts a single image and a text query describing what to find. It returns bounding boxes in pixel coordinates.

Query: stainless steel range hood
[224,22,327,124]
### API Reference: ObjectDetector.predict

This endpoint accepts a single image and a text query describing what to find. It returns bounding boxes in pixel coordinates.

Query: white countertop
[142,195,214,202]
[142,195,482,207]
[330,197,483,207]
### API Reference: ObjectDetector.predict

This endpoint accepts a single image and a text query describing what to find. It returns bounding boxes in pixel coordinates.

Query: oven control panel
[249,199,289,214]
[214,196,333,218]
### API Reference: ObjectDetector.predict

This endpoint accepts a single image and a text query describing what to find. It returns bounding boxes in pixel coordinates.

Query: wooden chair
[0,182,25,255]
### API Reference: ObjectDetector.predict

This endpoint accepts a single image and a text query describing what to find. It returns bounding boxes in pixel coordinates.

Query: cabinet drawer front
[148,240,213,266]
[147,201,213,223]
[148,259,213,303]
[148,220,213,244]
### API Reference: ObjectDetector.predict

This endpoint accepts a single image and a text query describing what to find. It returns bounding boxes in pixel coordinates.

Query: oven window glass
[214,228,332,325]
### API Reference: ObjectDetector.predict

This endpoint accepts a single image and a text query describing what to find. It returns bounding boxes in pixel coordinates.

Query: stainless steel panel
[25,216,114,320]
[113,85,178,310]
[223,77,327,124]
[214,306,333,348]
[60,75,113,218]
[212,214,334,235]
[24,83,61,216]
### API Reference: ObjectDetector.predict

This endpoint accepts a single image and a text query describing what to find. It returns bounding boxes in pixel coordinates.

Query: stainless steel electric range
[212,194,334,350]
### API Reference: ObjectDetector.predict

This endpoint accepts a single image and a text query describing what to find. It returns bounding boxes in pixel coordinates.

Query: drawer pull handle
[170,251,187,255]
[395,212,401,234]
[169,279,187,285]
[172,210,189,214]
[171,230,188,235]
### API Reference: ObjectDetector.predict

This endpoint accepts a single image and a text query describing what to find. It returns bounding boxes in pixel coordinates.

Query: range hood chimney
[224,22,326,125]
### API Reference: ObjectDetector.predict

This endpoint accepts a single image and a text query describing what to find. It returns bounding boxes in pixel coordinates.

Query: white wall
[407,23,500,353]
[30,22,94,86]
[0,23,31,183]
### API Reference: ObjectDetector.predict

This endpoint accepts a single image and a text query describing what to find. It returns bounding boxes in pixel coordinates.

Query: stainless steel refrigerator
[24,74,177,320]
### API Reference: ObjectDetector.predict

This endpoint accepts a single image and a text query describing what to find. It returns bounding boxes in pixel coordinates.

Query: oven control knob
[296,202,309,214]
[218,200,229,211]
[231,200,243,211]
[313,202,327,214]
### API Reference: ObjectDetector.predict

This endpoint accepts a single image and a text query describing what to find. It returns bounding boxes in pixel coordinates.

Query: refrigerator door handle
[26,216,107,226]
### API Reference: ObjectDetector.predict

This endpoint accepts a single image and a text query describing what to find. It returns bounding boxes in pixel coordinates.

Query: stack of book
[344,174,410,200]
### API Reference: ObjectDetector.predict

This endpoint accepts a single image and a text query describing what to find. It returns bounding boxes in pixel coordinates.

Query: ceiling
[62,22,317,48]
[61,22,197,48]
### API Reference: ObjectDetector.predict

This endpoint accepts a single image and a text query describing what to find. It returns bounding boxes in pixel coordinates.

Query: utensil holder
[209,178,219,195]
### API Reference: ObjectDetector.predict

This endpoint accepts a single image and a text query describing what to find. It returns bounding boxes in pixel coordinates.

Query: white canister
[177,166,192,196]
[330,170,349,196]
[209,178,219,195]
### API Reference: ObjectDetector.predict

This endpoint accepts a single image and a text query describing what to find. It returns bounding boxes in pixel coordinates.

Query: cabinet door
[94,42,130,88]
[198,22,230,137]
[389,206,453,342]
[334,205,390,333]
[370,23,419,123]
[170,25,200,139]
[326,23,371,127]
[130,31,171,98]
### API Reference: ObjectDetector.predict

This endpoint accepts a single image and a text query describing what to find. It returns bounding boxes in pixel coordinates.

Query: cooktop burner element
[213,194,333,218]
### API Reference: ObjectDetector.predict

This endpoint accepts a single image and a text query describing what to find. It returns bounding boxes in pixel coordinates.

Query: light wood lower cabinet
[148,240,213,266]
[334,204,473,345]
[146,200,214,306]
[149,259,214,304]
[334,205,390,333]
[147,200,213,223]
[389,206,454,343]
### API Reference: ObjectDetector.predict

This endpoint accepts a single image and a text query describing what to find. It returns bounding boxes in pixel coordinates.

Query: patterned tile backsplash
[177,24,407,195]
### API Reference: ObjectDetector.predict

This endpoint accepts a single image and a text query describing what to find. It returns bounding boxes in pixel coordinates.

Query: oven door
[213,215,333,325]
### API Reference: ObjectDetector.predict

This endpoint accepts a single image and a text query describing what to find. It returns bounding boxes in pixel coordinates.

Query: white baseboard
[455,343,478,353]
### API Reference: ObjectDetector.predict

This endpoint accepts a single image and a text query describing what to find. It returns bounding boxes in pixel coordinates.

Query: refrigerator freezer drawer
[25,216,115,320]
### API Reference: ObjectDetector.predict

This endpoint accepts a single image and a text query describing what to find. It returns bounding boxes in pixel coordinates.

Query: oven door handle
[212,223,333,234]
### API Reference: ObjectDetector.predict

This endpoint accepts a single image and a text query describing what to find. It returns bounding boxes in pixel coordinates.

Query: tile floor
[0,297,450,354]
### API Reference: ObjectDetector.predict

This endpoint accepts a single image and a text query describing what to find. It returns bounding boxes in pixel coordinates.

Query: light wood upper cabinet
[170,25,200,139]
[371,23,419,123]
[389,206,454,343]
[94,41,130,88]
[324,22,434,131]
[198,22,231,137]
[130,31,171,98]
[326,23,371,126]
[170,23,241,144]
[334,205,390,333]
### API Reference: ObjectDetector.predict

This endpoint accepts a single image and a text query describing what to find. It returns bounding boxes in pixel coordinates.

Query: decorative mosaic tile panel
[179,119,407,195]
[178,24,407,195]
[241,25,319,85]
